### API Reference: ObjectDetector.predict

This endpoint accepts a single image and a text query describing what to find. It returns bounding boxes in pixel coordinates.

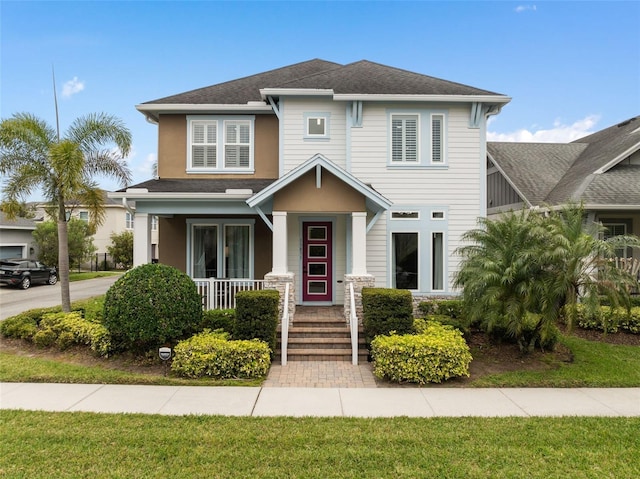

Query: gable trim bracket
[470,102,507,128]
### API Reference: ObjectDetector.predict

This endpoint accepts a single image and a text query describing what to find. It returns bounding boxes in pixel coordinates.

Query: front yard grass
[1,411,639,478]
[68,271,122,282]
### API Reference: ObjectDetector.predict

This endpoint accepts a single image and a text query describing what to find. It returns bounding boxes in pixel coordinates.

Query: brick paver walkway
[264,361,378,388]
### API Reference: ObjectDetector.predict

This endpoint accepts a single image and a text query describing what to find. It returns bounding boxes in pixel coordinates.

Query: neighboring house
[487,115,640,262]
[110,59,510,312]
[0,212,38,260]
[36,192,160,267]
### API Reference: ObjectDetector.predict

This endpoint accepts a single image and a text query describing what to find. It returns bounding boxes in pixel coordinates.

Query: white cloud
[61,76,85,98]
[135,153,157,176]
[487,115,600,143]
[515,5,537,13]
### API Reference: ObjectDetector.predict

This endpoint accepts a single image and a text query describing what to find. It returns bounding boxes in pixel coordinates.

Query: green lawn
[471,335,640,387]
[68,271,122,282]
[1,411,638,478]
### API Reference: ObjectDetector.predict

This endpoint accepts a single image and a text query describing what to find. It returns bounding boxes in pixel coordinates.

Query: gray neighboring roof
[487,143,586,206]
[116,178,276,194]
[0,212,37,229]
[488,116,640,207]
[142,59,506,106]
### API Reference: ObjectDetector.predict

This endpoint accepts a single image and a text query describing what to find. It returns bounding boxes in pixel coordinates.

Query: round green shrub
[33,329,57,348]
[371,321,472,384]
[103,263,203,352]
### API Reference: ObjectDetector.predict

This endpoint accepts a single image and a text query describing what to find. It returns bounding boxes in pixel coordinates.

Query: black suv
[0,259,58,289]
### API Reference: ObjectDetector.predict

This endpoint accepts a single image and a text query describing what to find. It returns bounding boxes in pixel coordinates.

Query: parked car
[0,259,57,289]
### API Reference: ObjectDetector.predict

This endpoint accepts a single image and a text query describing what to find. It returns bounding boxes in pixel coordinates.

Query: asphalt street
[0,275,120,320]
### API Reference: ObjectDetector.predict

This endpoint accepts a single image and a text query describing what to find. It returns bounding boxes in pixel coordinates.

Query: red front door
[302,221,332,302]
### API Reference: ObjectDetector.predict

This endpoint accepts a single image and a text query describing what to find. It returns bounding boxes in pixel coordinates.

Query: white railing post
[193,278,265,311]
[349,282,358,365]
[281,282,290,366]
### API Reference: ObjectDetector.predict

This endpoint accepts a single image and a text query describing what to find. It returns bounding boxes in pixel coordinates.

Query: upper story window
[125,212,133,230]
[303,112,331,140]
[391,115,418,163]
[78,211,89,222]
[187,116,254,173]
[388,110,447,167]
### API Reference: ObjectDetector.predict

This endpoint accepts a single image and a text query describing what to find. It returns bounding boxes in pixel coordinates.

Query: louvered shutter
[225,121,251,168]
[191,122,216,168]
[431,115,443,163]
[391,115,418,162]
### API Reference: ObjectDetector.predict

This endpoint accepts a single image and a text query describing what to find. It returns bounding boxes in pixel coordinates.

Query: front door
[302,221,332,303]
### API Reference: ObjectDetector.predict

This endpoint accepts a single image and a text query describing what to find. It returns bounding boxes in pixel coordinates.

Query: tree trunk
[57,199,71,312]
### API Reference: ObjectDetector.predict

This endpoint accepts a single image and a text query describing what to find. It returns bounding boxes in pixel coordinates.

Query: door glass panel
[308,281,327,294]
[308,226,327,240]
[308,245,326,258]
[308,263,326,276]
[193,225,217,278]
[392,232,418,289]
[432,232,444,290]
[225,225,250,278]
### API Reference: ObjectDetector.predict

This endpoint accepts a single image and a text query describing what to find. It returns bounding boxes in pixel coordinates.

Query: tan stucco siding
[157,114,278,179]
[158,215,272,277]
[158,217,186,271]
[273,170,366,212]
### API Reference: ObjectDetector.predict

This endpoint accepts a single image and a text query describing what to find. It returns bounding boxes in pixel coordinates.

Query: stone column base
[344,274,375,325]
[264,272,295,323]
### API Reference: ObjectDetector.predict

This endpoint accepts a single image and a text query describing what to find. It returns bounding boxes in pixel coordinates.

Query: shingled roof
[488,116,640,207]
[141,58,506,106]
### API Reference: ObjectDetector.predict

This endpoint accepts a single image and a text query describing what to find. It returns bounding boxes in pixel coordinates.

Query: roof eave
[108,189,255,201]
[593,141,640,174]
[136,103,273,123]
[487,151,533,208]
[333,94,512,103]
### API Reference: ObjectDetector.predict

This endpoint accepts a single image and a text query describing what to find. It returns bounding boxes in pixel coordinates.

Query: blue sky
[1,1,639,195]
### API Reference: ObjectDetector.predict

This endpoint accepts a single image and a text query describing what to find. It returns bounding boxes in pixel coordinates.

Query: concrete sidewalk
[2,382,639,417]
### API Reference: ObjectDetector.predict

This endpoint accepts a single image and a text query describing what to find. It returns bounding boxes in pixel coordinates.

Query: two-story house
[111,59,509,319]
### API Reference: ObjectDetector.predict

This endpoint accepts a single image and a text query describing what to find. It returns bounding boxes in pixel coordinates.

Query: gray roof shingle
[118,178,276,194]
[489,116,640,207]
[143,59,506,105]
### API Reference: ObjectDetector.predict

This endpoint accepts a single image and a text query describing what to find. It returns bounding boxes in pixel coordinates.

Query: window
[224,121,251,168]
[431,114,444,163]
[78,211,89,222]
[187,116,254,172]
[392,211,420,220]
[391,115,418,163]
[125,212,133,229]
[307,117,326,136]
[303,113,331,140]
[432,232,444,290]
[432,211,445,220]
[151,216,158,231]
[191,121,217,168]
[602,220,632,258]
[392,232,419,290]
[189,220,253,278]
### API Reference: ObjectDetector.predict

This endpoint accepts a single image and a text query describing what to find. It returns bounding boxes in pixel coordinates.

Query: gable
[273,169,366,213]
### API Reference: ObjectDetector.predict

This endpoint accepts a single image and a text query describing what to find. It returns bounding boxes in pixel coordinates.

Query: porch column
[133,212,151,267]
[272,211,288,274]
[351,212,367,275]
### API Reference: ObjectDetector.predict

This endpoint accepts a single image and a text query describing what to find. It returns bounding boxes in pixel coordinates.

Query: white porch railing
[281,282,290,366]
[194,278,265,310]
[348,282,358,365]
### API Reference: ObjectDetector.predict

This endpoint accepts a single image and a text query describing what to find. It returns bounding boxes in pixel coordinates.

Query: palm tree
[454,209,554,351]
[542,203,640,331]
[0,112,132,311]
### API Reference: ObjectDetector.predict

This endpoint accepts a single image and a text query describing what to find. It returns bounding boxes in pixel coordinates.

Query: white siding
[352,103,483,291]
[281,98,347,173]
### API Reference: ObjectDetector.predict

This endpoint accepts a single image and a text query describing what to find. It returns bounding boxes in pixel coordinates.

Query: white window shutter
[432,115,443,163]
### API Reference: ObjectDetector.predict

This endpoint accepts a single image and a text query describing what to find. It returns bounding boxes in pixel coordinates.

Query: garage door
[0,246,24,259]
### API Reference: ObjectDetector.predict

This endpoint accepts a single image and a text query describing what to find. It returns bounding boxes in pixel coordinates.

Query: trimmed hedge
[233,289,279,354]
[564,304,640,334]
[103,263,203,352]
[171,330,270,379]
[362,288,414,344]
[36,312,112,355]
[418,299,465,319]
[371,321,472,384]
[201,309,236,335]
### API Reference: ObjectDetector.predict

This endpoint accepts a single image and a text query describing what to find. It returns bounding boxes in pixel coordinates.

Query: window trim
[431,231,446,292]
[390,113,420,164]
[186,115,255,174]
[303,112,331,140]
[125,212,134,230]
[186,218,255,279]
[386,109,448,168]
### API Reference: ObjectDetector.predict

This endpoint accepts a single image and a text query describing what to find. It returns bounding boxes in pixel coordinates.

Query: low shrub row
[1,311,112,356]
[171,330,270,379]
[371,321,472,384]
[564,304,640,334]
